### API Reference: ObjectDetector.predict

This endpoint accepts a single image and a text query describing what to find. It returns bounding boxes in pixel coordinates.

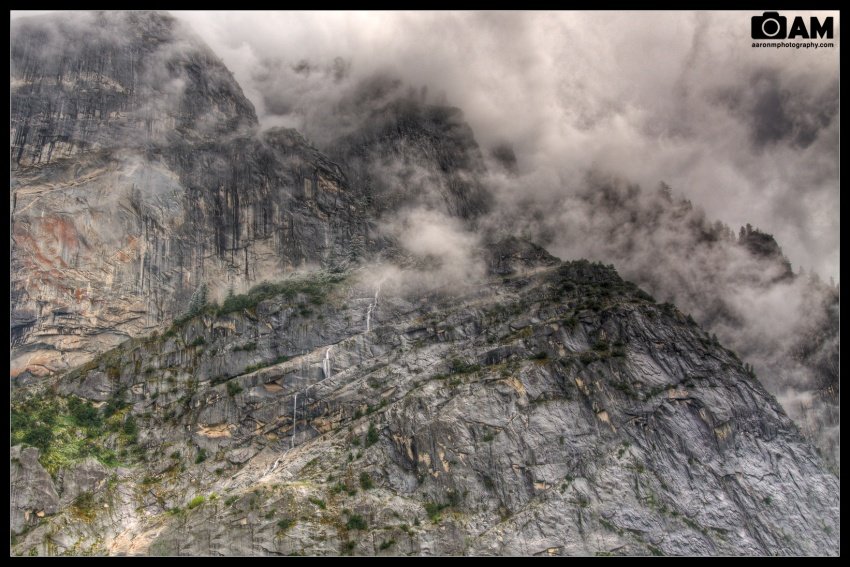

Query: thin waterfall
[365,282,382,332]
[322,346,333,380]
[290,392,298,449]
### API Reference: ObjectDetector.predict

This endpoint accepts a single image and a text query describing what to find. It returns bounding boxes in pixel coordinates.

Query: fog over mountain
[172,10,839,282]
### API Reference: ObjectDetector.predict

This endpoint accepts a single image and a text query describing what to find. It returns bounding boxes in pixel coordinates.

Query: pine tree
[188,282,208,316]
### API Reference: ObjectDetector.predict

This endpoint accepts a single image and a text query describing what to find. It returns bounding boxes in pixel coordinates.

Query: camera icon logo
[752,12,787,39]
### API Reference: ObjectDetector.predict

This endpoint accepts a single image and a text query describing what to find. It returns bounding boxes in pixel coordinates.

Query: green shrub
[379,539,396,551]
[449,358,481,374]
[103,390,129,418]
[424,501,449,522]
[277,517,295,531]
[122,415,139,441]
[195,448,207,464]
[188,336,206,347]
[359,472,374,490]
[21,425,54,452]
[217,274,343,316]
[365,422,379,447]
[308,497,326,509]
[187,495,205,509]
[68,397,101,428]
[227,381,243,396]
[346,514,367,530]
[579,351,597,365]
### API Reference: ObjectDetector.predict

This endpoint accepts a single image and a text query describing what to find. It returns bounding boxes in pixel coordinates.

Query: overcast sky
[11,10,840,281]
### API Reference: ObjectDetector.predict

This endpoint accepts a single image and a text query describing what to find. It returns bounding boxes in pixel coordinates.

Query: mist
[171,10,839,282]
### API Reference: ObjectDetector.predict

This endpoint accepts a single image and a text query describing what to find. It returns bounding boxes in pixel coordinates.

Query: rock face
[10,12,374,379]
[10,446,60,536]
[10,251,840,556]
[326,81,493,221]
[10,11,256,167]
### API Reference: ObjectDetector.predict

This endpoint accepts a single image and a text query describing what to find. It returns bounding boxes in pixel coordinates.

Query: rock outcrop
[10,251,840,555]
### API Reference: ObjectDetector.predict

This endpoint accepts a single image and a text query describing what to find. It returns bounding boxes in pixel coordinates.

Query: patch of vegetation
[648,545,665,556]
[331,481,357,497]
[188,336,206,347]
[70,491,97,522]
[379,539,396,551]
[424,501,450,523]
[529,351,548,361]
[359,472,374,490]
[579,351,597,365]
[633,289,655,303]
[224,496,239,507]
[611,380,637,398]
[195,448,207,464]
[243,355,290,374]
[122,414,139,444]
[365,422,380,447]
[68,397,102,429]
[308,497,326,510]
[187,495,205,509]
[233,341,257,352]
[227,381,244,396]
[277,517,296,532]
[449,358,481,375]
[346,514,368,531]
[103,389,129,418]
[11,395,124,474]
[217,273,345,316]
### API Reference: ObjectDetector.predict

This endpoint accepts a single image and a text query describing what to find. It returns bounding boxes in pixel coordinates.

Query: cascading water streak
[323,346,333,380]
[365,282,382,332]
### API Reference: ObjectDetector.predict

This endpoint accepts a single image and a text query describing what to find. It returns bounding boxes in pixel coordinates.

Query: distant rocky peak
[10,10,257,168]
[737,224,794,279]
